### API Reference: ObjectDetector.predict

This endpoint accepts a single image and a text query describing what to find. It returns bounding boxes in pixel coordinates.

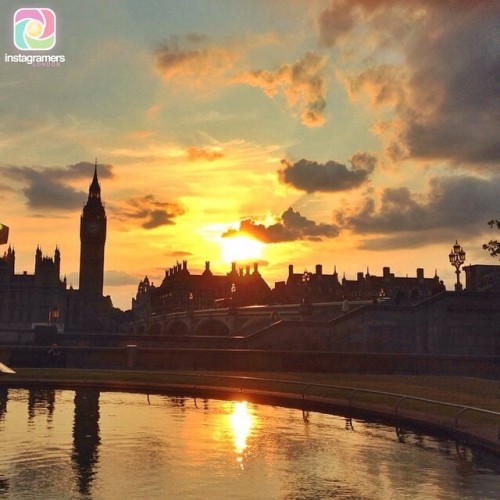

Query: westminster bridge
[130,300,363,337]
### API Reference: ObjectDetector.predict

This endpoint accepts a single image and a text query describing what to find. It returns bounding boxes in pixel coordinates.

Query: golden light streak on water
[229,401,254,467]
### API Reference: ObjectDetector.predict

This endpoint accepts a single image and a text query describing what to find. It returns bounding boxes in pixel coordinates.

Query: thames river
[0,388,499,499]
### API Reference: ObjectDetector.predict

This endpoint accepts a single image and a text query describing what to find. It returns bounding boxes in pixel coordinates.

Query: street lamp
[48,306,59,325]
[229,283,237,314]
[449,240,466,291]
[300,270,312,316]
[301,269,311,304]
[187,292,194,315]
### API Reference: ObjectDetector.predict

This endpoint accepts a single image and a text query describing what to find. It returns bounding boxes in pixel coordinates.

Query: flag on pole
[0,224,9,244]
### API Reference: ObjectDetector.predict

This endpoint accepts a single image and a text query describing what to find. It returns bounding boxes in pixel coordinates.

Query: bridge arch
[194,318,230,336]
[149,322,163,335]
[167,320,189,336]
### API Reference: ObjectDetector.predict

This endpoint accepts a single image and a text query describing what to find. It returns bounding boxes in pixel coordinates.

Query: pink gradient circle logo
[14,8,56,51]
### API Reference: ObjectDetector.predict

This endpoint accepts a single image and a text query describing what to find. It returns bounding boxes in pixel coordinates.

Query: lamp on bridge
[449,240,466,291]
[187,292,194,317]
[48,306,59,326]
[229,283,237,314]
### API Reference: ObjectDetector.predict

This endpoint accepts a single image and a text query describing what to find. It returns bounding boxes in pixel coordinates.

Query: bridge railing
[154,372,500,440]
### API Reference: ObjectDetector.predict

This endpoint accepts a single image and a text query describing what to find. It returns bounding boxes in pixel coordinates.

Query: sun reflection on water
[229,401,254,467]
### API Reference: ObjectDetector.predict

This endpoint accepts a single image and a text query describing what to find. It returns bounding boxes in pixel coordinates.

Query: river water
[0,387,499,499]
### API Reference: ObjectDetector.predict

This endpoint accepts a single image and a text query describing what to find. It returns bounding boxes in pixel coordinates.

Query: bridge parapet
[131,301,371,336]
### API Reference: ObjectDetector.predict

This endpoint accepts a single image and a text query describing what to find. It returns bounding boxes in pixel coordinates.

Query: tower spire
[89,159,101,199]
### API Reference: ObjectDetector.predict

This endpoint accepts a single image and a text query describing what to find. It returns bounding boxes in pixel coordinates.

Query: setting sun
[220,235,264,264]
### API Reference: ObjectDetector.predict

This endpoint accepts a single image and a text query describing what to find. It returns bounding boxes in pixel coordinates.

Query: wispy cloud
[186,146,224,162]
[154,35,328,127]
[233,52,328,127]
[154,34,241,87]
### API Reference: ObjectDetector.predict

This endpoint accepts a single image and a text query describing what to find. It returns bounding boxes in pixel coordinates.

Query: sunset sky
[1,1,499,309]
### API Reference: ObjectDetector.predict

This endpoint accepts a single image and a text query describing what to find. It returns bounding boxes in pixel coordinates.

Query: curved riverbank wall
[1,346,499,378]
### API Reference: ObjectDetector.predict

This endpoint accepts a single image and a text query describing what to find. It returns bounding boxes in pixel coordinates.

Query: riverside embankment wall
[1,346,498,378]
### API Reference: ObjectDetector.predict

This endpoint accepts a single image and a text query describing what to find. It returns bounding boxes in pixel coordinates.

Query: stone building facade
[0,246,67,329]
[133,261,271,319]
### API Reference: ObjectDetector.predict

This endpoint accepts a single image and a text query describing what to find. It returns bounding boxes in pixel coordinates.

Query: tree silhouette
[482,219,500,260]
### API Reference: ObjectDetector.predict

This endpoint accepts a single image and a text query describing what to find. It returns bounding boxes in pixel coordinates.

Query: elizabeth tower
[79,163,106,301]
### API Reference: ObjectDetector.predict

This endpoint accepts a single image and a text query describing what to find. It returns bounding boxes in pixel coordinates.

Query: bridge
[130,300,370,336]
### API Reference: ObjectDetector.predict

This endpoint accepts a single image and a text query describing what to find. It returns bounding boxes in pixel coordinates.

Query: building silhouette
[76,164,111,330]
[273,264,444,304]
[0,245,66,328]
[133,261,271,318]
[0,163,114,332]
[79,165,106,299]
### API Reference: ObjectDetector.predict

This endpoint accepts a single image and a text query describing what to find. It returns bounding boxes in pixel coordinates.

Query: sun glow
[220,235,264,264]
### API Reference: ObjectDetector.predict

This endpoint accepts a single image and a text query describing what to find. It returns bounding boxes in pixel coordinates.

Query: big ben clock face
[87,221,100,234]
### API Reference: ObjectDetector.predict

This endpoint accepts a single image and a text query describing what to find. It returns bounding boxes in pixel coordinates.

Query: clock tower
[79,162,106,300]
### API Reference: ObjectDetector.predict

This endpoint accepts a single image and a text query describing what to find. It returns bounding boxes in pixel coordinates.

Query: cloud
[154,35,241,85]
[104,270,140,286]
[154,35,328,127]
[234,52,328,127]
[117,195,185,229]
[318,0,358,47]
[279,152,376,193]
[186,147,224,162]
[168,251,193,258]
[321,1,500,166]
[334,174,500,247]
[2,161,114,211]
[67,269,139,287]
[222,207,339,243]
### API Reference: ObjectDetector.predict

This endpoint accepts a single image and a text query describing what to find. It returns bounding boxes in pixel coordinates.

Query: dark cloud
[222,207,339,243]
[118,195,185,229]
[321,1,500,166]
[318,0,357,47]
[279,152,376,193]
[334,174,500,247]
[2,161,113,210]
[59,161,114,180]
[0,184,14,192]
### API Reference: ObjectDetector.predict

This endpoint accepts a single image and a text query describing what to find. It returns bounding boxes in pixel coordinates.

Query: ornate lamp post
[48,306,59,325]
[187,292,194,317]
[229,283,237,314]
[449,240,466,291]
[301,270,312,316]
[302,270,311,302]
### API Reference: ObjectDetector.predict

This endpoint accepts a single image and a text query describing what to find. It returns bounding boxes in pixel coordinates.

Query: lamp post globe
[449,240,466,291]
